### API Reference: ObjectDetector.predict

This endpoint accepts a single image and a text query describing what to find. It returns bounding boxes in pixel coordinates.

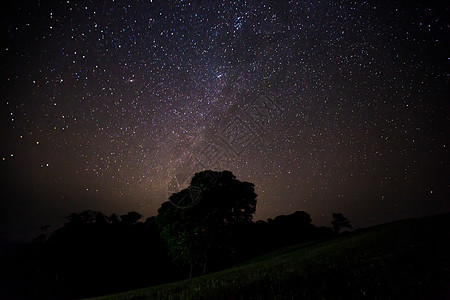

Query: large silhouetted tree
[156,170,257,277]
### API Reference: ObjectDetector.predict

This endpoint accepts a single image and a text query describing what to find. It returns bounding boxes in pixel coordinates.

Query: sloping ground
[91,213,450,299]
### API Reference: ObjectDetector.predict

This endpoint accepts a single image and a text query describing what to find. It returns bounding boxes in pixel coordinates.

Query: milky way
[1,1,448,241]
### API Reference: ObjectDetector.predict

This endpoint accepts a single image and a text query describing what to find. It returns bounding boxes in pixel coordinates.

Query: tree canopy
[156,170,257,274]
[331,213,353,233]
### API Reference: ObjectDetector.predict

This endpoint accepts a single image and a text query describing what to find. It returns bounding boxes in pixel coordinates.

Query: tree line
[3,170,351,299]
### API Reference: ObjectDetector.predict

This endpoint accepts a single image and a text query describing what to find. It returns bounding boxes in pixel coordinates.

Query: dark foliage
[12,210,176,299]
[1,171,338,299]
[331,212,353,233]
[232,211,335,263]
[156,170,258,275]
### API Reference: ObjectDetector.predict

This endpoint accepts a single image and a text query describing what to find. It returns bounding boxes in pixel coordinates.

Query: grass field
[90,213,450,299]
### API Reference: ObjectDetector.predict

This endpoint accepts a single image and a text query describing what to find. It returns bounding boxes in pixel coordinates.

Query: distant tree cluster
[23,210,174,299]
[10,170,350,298]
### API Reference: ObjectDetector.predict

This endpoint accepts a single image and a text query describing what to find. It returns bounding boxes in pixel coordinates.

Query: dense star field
[1,1,448,241]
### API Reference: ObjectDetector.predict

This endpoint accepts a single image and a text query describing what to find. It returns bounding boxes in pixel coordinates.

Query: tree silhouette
[120,211,142,225]
[331,213,353,233]
[27,209,174,298]
[65,210,108,225]
[108,213,120,224]
[156,170,257,277]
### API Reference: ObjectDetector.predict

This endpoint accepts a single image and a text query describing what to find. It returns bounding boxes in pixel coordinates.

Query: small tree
[331,213,352,233]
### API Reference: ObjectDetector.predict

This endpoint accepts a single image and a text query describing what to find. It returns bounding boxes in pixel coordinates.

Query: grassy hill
[90,213,450,299]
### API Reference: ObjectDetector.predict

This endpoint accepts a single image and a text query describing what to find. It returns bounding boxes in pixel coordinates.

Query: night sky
[1,1,449,242]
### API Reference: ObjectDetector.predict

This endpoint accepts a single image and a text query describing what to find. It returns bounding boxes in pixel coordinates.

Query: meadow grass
[90,213,450,299]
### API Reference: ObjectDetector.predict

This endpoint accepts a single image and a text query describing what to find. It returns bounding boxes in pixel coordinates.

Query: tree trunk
[189,263,193,279]
[202,262,207,275]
